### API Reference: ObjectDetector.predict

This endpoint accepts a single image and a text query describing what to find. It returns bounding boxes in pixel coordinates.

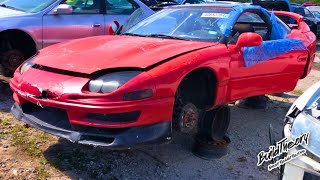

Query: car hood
[0,7,25,17]
[34,35,217,74]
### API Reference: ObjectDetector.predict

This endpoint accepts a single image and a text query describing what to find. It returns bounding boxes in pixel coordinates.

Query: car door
[103,0,140,29]
[227,10,309,101]
[42,0,105,48]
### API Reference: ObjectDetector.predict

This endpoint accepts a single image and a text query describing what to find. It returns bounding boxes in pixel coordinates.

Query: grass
[0,114,51,179]
[1,117,11,126]
[36,158,48,180]
[291,89,304,96]
[1,113,113,179]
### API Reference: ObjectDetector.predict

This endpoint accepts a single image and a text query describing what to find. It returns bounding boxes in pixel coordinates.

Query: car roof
[171,1,264,10]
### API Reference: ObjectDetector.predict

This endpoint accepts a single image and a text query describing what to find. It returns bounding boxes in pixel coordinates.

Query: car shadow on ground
[42,95,295,180]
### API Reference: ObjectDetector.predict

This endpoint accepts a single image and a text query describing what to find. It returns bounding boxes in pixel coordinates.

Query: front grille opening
[21,102,71,130]
[72,124,129,135]
[88,111,141,123]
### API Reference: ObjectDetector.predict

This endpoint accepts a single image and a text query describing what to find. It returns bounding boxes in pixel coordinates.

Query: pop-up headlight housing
[88,71,141,93]
[20,58,35,74]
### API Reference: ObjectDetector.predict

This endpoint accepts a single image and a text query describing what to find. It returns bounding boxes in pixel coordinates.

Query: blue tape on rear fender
[243,39,307,67]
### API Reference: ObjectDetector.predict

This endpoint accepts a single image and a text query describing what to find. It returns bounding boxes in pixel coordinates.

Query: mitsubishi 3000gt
[10,2,316,148]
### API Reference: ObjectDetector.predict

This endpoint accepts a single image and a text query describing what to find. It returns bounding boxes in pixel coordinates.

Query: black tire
[1,49,24,77]
[198,106,230,140]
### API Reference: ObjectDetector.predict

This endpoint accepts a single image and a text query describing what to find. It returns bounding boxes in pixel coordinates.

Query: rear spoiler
[273,11,310,32]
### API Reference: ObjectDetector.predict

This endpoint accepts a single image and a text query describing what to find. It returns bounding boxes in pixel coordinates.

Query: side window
[237,12,264,23]
[65,0,101,14]
[229,11,270,44]
[275,16,291,33]
[304,8,314,18]
[106,0,138,15]
[293,7,305,16]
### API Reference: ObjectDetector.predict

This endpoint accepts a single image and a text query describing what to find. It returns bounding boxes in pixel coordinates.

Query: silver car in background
[0,0,152,76]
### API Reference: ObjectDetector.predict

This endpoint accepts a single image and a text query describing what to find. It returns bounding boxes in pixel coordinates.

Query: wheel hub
[178,103,199,133]
[8,54,23,66]
[1,50,25,76]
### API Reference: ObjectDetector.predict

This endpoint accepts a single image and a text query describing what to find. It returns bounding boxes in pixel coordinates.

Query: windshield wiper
[122,33,150,37]
[122,33,190,41]
[0,4,23,11]
[147,34,190,41]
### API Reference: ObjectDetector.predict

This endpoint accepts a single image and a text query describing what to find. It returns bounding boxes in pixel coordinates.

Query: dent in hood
[34,35,216,74]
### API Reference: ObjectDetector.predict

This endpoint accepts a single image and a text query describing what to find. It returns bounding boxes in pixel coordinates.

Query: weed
[291,89,304,96]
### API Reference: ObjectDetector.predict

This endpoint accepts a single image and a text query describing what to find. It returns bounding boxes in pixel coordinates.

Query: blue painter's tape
[270,11,287,40]
[216,5,280,38]
[217,7,243,37]
[243,39,307,67]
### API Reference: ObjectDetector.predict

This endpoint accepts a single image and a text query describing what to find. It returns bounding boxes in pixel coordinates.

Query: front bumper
[11,103,172,148]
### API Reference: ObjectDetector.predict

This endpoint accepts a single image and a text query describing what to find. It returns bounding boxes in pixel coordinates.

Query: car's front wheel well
[0,29,37,57]
[175,68,216,108]
[172,68,217,132]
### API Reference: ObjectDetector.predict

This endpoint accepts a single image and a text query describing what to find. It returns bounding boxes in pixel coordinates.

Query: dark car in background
[291,4,320,36]
[251,0,320,36]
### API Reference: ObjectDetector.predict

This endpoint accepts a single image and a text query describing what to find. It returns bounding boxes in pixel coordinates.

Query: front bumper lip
[11,103,172,149]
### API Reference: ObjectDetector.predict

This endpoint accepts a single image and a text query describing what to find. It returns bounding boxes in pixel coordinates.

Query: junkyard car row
[0,0,320,179]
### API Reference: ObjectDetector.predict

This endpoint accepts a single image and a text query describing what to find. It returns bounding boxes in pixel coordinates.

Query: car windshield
[0,0,56,13]
[124,7,232,42]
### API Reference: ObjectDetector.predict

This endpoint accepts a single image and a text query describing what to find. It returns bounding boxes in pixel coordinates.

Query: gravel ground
[0,66,319,179]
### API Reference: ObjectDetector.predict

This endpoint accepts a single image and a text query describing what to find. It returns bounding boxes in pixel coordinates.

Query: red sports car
[10,3,316,148]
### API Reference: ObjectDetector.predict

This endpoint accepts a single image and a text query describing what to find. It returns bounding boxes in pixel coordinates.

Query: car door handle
[93,23,101,27]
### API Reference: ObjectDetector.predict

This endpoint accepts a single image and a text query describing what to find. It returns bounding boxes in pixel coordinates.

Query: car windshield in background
[124,7,231,42]
[0,0,56,13]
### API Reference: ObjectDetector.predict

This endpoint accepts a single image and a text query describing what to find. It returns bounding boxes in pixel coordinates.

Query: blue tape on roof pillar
[270,11,287,40]
[243,39,307,67]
